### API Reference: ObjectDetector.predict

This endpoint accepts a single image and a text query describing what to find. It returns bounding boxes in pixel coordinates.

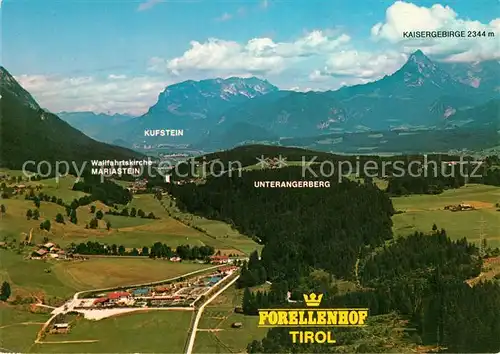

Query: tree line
[249,232,500,353]
[167,165,395,284]
[72,173,132,205]
[71,241,215,260]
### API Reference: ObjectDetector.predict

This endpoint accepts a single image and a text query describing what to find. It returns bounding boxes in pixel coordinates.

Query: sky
[2,0,499,115]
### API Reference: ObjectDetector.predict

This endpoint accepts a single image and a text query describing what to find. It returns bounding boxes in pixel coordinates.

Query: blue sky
[3,0,499,114]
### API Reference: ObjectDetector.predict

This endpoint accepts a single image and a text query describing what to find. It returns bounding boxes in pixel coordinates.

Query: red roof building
[107,291,130,300]
[218,266,237,273]
[93,297,109,305]
[210,255,229,264]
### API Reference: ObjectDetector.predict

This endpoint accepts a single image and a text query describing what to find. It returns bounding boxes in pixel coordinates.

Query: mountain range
[57,111,134,141]
[0,67,143,169]
[56,50,499,154]
[5,50,499,158]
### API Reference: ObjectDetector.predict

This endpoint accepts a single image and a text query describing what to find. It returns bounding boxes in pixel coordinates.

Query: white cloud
[308,70,330,82]
[215,12,233,22]
[371,1,500,62]
[137,0,164,12]
[323,50,407,80]
[260,0,269,9]
[150,31,350,76]
[108,74,127,80]
[287,86,314,92]
[15,74,172,115]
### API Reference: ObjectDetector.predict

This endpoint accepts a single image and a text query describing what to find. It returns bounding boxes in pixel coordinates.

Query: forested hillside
[251,232,500,353]
[167,165,394,283]
[167,163,500,353]
[0,67,143,170]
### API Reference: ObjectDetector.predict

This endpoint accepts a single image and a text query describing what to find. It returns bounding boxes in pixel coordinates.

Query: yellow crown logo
[303,293,323,307]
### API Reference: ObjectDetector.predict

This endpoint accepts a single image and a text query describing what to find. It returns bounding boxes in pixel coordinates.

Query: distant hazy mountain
[443,99,500,129]
[205,50,494,146]
[99,77,279,145]
[55,50,498,154]
[58,111,134,140]
[0,66,143,169]
[196,121,279,150]
[442,60,500,95]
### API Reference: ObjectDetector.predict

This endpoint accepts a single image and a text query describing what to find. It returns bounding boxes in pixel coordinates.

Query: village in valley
[0,168,264,353]
[48,264,239,331]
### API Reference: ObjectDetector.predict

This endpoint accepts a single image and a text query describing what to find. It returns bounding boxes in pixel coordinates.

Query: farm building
[218,266,238,274]
[107,291,131,302]
[42,242,56,250]
[93,297,110,306]
[444,203,475,212]
[93,291,134,307]
[51,323,70,334]
[210,255,229,264]
[30,249,48,259]
[154,286,172,293]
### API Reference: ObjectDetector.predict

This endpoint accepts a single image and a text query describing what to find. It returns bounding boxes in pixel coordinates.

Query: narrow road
[185,275,240,354]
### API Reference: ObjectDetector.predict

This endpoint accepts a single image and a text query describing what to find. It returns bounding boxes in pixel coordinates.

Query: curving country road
[185,274,240,354]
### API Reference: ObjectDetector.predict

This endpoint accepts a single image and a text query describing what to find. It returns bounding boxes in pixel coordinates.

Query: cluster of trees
[470,167,500,187]
[24,192,89,225]
[72,174,132,205]
[249,232,500,353]
[242,281,289,315]
[26,208,40,220]
[167,165,394,284]
[25,192,92,209]
[39,220,51,231]
[64,206,78,224]
[360,230,481,286]
[0,281,11,301]
[237,251,267,288]
[386,174,465,196]
[104,207,157,219]
[85,218,111,230]
[173,244,215,260]
[71,241,215,260]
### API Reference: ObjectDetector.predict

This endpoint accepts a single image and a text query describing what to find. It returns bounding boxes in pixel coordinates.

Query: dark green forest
[72,173,132,205]
[167,165,394,283]
[166,164,500,353]
[0,88,142,170]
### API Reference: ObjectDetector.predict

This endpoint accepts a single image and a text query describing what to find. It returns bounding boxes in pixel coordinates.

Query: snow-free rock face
[0,66,143,168]
[0,66,40,110]
[104,77,279,145]
[150,77,278,116]
[66,50,498,151]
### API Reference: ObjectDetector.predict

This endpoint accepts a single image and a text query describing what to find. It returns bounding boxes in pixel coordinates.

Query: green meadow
[392,184,500,248]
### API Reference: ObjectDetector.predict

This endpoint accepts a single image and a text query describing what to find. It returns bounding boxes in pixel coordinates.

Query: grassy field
[1,169,261,256]
[30,311,193,353]
[194,284,269,354]
[52,258,210,291]
[0,250,76,298]
[0,249,211,298]
[162,193,262,255]
[0,305,51,352]
[392,184,500,248]
[0,191,257,253]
